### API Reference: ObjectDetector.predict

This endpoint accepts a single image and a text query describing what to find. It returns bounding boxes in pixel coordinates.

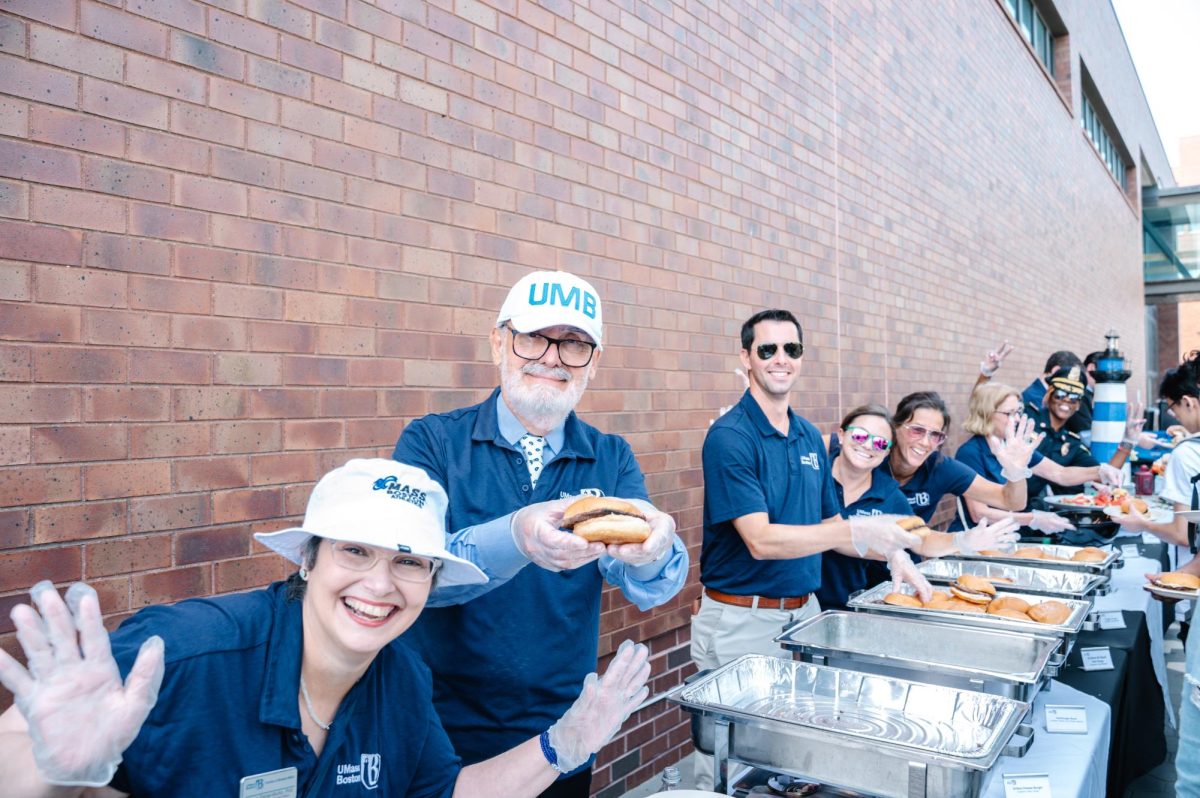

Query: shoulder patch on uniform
[1066,430,1081,440]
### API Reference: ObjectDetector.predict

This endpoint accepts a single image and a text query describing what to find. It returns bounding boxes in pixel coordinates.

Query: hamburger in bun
[949,574,996,605]
[1070,547,1107,563]
[1011,547,1045,560]
[560,497,651,544]
[922,591,953,607]
[944,597,988,613]
[1119,498,1149,515]
[882,592,923,608]
[1027,600,1071,625]
[1150,572,1200,593]
[897,516,933,538]
[991,608,1032,620]
[987,595,1031,614]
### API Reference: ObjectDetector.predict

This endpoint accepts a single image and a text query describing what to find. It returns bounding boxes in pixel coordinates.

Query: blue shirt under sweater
[392,388,687,769]
[950,434,1046,529]
[108,582,459,798]
[817,458,912,610]
[700,390,840,597]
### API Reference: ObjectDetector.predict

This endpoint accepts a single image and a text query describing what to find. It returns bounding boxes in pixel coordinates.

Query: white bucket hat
[255,459,486,588]
[496,270,603,348]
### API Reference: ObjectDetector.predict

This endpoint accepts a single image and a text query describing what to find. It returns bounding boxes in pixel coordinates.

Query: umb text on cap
[496,271,603,347]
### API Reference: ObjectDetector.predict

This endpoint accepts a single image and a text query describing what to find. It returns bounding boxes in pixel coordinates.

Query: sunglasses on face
[845,425,892,452]
[901,423,947,446]
[755,342,804,361]
[1051,389,1083,402]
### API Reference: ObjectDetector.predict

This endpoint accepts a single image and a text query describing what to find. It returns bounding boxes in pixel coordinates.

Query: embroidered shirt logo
[908,492,931,507]
[371,476,426,508]
[799,452,820,471]
[336,753,382,789]
[560,487,604,499]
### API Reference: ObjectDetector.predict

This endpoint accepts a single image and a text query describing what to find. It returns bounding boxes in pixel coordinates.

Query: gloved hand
[886,550,933,603]
[511,499,606,572]
[848,515,921,557]
[989,416,1043,481]
[1121,399,1147,449]
[1097,463,1124,487]
[0,581,164,787]
[980,340,1014,378]
[1029,510,1075,534]
[1112,501,1150,532]
[605,500,675,567]
[953,517,1020,555]
[546,640,650,773]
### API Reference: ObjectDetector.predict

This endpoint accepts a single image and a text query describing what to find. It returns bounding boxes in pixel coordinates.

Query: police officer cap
[1048,365,1085,395]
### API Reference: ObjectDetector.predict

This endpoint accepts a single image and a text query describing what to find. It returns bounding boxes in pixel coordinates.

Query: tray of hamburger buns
[776,610,1063,703]
[847,578,1093,656]
[951,543,1121,577]
[671,653,1033,798]
[917,558,1108,603]
[1143,571,1200,601]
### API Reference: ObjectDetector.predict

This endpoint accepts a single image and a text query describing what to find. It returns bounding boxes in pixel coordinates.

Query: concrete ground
[620,623,1189,797]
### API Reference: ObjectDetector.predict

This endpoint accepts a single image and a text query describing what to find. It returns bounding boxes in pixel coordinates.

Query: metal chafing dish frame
[668,654,1034,797]
[949,543,1122,577]
[775,610,1064,703]
[847,583,1094,657]
[917,557,1108,602]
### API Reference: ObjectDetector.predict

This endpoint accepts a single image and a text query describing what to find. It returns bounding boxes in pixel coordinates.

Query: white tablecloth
[981,680,1111,798]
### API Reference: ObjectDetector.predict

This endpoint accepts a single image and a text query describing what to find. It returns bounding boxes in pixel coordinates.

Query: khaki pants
[689,592,820,790]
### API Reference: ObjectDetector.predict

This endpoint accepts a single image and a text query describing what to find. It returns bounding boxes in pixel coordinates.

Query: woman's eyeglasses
[505,325,597,368]
[755,342,804,361]
[329,541,441,584]
[994,408,1025,420]
[901,423,947,446]
[845,426,892,452]
[1050,389,1083,402]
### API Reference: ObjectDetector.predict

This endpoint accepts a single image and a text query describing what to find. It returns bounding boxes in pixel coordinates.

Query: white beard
[500,362,588,431]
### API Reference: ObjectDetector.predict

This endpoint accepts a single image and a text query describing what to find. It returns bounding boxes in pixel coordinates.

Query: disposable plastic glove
[1121,400,1147,448]
[546,640,650,773]
[989,415,1043,481]
[1029,510,1075,534]
[0,581,164,787]
[848,515,922,557]
[979,340,1014,378]
[1097,463,1124,487]
[605,500,674,567]
[886,550,933,603]
[953,517,1020,555]
[511,498,606,572]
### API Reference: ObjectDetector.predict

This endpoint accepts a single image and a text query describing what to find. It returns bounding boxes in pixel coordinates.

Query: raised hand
[980,340,1014,378]
[0,581,164,787]
[989,415,1043,480]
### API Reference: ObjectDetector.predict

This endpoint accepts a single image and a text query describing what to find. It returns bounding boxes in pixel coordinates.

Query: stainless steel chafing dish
[918,557,1108,603]
[847,583,1093,656]
[669,654,1033,797]
[776,611,1063,703]
[950,543,1122,577]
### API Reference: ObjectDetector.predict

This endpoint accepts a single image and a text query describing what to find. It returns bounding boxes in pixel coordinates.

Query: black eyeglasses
[1051,389,1083,402]
[504,325,597,368]
[754,342,804,361]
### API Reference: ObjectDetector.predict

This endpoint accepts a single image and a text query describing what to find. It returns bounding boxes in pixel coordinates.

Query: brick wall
[0,0,1156,793]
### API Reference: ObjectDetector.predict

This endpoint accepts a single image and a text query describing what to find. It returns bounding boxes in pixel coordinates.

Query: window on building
[1081,92,1128,190]
[1004,0,1056,76]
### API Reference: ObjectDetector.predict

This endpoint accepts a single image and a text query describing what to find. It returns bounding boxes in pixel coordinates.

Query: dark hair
[1160,351,1200,404]
[840,403,896,439]
[740,309,802,352]
[894,391,950,432]
[1083,351,1105,369]
[1042,350,1081,375]
[284,536,322,602]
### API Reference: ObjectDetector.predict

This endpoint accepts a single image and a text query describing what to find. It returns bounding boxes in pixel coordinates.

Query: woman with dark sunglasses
[819,405,1019,609]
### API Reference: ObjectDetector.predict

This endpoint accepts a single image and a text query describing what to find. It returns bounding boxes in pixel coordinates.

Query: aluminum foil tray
[918,558,1107,602]
[951,543,1121,576]
[671,655,1032,798]
[776,610,1063,702]
[847,583,1091,655]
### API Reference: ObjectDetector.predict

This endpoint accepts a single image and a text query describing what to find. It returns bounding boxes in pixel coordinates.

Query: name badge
[240,767,298,798]
[1120,543,1140,559]
[1079,646,1114,671]
[1002,772,1052,797]
[1044,704,1088,734]
[1097,611,1126,630]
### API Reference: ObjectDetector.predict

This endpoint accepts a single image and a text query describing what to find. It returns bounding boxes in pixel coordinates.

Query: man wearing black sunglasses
[690,309,931,788]
[392,270,687,798]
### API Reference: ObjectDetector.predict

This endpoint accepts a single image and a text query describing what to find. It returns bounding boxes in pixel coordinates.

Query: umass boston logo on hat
[497,270,603,347]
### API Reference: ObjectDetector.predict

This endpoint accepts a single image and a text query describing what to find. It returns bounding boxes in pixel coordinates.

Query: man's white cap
[496,270,603,348]
[255,459,486,587]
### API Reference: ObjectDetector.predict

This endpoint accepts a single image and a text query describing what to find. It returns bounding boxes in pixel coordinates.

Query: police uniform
[1022,377,1090,434]
[1023,403,1098,502]
[108,583,460,798]
[393,389,687,772]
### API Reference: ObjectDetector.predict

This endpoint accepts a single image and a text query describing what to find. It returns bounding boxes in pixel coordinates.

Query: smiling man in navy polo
[393,270,687,798]
[691,309,929,788]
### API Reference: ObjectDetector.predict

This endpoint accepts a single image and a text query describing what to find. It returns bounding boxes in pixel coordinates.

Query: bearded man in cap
[393,270,687,798]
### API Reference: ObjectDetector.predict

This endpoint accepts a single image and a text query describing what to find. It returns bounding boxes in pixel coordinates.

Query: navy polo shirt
[883,450,979,523]
[700,390,839,597]
[107,582,459,798]
[950,434,1045,528]
[817,461,911,610]
[393,388,650,767]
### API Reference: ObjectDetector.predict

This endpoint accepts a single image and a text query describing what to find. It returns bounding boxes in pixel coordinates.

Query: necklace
[299,675,332,731]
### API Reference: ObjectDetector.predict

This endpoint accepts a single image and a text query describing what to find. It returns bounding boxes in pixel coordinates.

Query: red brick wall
[0,0,1155,793]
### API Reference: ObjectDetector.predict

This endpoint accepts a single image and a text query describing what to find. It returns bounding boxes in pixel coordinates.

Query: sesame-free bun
[992,608,1032,620]
[897,516,932,538]
[987,595,1031,614]
[922,591,953,607]
[944,598,988,613]
[1011,548,1045,560]
[882,592,923,608]
[950,574,996,604]
[1071,547,1107,563]
[1120,498,1149,515]
[1152,572,1200,592]
[1027,600,1071,625]
[561,497,651,544]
